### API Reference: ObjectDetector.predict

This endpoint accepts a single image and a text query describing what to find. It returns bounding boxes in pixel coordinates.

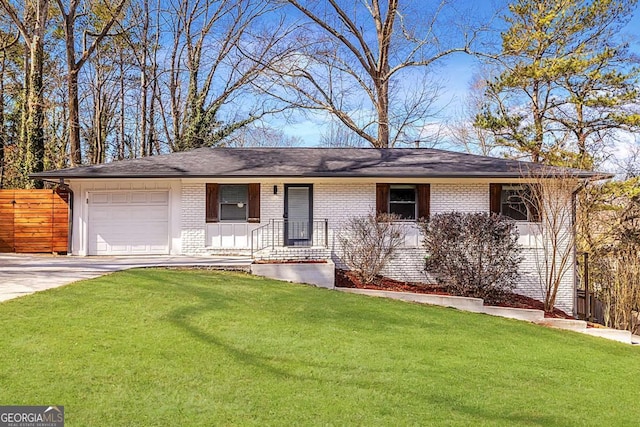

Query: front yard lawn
[1,269,639,426]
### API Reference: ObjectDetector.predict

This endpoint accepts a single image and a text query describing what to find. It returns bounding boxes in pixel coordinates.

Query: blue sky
[269,1,640,150]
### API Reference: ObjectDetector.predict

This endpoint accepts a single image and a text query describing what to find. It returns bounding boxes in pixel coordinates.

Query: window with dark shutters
[376,183,430,220]
[205,183,260,223]
[490,183,541,222]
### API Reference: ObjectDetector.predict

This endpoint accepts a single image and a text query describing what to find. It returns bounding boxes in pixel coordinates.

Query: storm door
[284,184,312,246]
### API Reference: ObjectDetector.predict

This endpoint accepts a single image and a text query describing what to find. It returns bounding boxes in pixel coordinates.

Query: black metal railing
[251,219,329,254]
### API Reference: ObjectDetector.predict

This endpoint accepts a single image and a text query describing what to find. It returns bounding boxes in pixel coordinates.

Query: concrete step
[483,306,545,322]
[251,261,335,289]
[582,328,633,344]
[338,288,485,313]
[536,318,588,331]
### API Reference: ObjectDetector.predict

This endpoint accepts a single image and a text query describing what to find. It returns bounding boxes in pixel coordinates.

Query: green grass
[0,269,639,426]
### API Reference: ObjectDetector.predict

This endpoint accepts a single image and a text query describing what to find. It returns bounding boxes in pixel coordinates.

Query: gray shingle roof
[31,147,606,179]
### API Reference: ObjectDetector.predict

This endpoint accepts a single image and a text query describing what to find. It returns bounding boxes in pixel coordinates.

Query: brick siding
[181,183,206,255]
[179,180,575,313]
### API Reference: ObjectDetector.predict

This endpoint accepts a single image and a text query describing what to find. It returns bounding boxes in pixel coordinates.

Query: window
[500,185,529,221]
[389,185,417,220]
[206,183,260,223]
[219,184,248,221]
[376,183,430,220]
[490,183,540,222]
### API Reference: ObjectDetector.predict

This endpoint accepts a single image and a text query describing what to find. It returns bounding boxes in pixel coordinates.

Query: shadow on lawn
[104,271,588,423]
[427,395,572,427]
[158,276,301,380]
[155,272,443,384]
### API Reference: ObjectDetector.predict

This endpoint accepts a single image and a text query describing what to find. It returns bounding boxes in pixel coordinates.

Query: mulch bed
[335,269,573,319]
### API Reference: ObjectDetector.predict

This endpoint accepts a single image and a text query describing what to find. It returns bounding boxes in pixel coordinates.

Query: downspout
[63,180,74,255]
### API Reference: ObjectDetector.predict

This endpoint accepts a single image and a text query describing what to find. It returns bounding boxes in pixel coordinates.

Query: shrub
[338,213,406,285]
[420,212,523,302]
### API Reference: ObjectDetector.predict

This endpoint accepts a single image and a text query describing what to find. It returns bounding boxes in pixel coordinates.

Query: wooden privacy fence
[0,189,70,253]
[576,289,605,325]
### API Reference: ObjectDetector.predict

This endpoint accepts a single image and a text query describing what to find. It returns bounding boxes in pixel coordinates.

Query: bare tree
[0,29,19,187]
[578,176,640,331]
[163,0,294,152]
[338,212,406,285]
[43,60,71,172]
[55,0,127,166]
[616,142,640,179]
[271,0,484,148]
[523,172,580,312]
[0,0,50,187]
[320,118,368,148]
[446,75,499,156]
[118,0,163,157]
[113,36,138,160]
[84,45,121,164]
[223,123,301,147]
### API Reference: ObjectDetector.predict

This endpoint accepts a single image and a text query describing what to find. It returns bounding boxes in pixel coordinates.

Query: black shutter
[490,183,502,215]
[376,183,389,215]
[417,184,430,220]
[248,183,260,223]
[206,183,219,223]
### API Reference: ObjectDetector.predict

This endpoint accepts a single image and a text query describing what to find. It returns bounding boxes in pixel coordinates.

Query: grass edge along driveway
[0,268,637,426]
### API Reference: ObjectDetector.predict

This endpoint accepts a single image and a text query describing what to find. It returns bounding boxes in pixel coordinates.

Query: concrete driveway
[0,254,252,302]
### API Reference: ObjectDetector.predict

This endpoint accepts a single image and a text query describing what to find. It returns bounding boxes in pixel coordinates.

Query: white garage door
[88,191,170,255]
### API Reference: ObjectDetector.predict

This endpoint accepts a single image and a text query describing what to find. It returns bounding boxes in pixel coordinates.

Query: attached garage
[88,190,170,255]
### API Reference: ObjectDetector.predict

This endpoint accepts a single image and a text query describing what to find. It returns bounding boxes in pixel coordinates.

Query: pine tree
[476,0,640,168]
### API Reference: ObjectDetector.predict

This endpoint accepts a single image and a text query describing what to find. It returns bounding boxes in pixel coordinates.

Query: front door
[284,184,312,246]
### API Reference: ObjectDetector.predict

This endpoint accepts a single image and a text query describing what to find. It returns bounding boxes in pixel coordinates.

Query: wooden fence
[0,189,69,253]
[576,289,605,325]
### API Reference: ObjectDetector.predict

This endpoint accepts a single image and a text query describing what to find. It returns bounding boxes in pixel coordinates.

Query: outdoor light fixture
[273,185,278,195]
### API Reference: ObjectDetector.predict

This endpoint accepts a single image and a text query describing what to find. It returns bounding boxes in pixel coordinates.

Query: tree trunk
[26,27,46,188]
[90,90,106,165]
[68,68,81,166]
[375,73,390,148]
[149,62,158,155]
[57,0,127,166]
[531,80,543,163]
[118,53,125,160]
[140,0,149,157]
[62,7,82,166]
[19,43,29,162]
[0,52,6,187]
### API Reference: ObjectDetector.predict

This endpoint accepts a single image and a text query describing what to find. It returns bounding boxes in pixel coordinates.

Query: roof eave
[30,171,606,180]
